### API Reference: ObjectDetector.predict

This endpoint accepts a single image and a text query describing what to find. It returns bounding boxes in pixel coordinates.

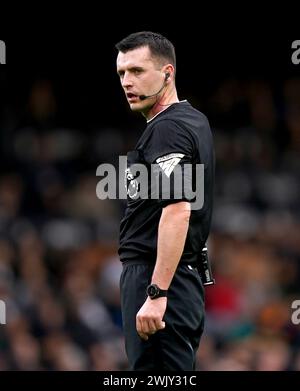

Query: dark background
[0,25,300,371]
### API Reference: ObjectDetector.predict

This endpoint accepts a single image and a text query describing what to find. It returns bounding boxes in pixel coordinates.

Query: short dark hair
[115,31,176,70]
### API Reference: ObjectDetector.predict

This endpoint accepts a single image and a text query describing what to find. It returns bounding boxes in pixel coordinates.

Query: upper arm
[144,120,195,207]
[144,120,194,165]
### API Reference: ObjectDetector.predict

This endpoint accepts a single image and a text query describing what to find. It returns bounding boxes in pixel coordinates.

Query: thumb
[159,321,166,330]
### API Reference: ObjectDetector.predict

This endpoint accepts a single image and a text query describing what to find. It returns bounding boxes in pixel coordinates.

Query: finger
[148,319,157,335]
[140,332,149,341]
[136,317,149,341]
[140,318,157,338]
[141,319,154,336]
[154,318,166,331]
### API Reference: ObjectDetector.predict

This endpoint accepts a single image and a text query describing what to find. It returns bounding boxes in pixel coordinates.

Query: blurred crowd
[0,74,300,370]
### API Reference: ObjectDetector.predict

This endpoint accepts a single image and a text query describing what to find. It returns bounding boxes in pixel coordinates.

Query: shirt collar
[146,100,187,123]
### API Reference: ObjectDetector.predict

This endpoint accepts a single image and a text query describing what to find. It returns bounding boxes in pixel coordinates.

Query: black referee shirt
[119,100,215,265]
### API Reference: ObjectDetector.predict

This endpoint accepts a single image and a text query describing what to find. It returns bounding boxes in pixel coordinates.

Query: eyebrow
[117,66,144,75]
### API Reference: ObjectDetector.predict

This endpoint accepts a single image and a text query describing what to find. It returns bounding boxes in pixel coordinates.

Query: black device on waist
[197,245,215,286]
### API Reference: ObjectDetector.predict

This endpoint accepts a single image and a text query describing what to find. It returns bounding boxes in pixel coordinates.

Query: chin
[129,102,144,112]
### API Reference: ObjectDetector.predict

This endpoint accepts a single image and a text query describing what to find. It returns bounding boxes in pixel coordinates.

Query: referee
[116,31,215,371]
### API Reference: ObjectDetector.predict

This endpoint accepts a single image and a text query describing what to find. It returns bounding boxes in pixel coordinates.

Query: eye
[133,69,142,75]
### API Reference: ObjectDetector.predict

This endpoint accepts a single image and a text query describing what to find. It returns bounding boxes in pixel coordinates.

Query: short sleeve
[143,119,196,207]
[143,119,194,164]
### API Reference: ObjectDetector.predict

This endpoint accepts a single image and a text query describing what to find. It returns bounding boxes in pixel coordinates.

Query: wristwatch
[146,284,168,300]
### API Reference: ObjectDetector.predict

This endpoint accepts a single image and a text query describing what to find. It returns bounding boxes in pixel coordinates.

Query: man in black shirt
[116,31,214,370]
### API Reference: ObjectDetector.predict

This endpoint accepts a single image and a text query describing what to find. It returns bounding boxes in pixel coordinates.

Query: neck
[142,85,179,121]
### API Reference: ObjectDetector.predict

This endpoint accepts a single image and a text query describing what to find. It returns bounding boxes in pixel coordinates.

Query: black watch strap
[146,284,168,300]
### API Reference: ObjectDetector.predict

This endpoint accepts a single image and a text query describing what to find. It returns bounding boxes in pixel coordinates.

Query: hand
[136,297,167,340]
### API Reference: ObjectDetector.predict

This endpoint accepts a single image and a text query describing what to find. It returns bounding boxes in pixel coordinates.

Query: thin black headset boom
[139,72,170,100]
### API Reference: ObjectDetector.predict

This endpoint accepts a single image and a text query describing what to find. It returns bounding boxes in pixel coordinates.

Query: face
[116,46,165,112]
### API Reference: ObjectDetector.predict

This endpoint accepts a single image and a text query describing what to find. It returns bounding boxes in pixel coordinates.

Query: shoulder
[148,117,184,133]
[147,117,195,148]
[149,103,210,131]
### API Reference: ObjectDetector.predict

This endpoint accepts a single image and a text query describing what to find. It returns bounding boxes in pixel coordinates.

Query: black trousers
[120,260,205,371]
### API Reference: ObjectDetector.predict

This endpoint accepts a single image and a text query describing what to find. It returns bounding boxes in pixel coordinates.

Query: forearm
[151,202,191,290]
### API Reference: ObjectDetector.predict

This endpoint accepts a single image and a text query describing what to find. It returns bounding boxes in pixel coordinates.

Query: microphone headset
[139,72,170,101]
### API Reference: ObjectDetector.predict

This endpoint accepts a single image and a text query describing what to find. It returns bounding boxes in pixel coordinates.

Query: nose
[121,72,133,89]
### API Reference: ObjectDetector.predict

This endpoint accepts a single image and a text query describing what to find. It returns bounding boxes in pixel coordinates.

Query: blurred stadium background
[0,31,300,370]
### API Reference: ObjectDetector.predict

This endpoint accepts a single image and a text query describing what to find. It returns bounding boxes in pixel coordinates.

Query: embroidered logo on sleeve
[156,153,185,178]
[125,167,139,199]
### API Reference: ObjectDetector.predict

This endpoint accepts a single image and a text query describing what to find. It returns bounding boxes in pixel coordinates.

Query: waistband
[120,251,199,265]
[121,259,198,268]
[122,260,154,267]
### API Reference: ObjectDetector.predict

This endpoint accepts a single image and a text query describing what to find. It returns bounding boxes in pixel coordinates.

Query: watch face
[147,284,158,298]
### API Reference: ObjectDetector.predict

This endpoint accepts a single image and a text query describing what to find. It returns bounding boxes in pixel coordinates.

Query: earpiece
[165,72,170,81]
